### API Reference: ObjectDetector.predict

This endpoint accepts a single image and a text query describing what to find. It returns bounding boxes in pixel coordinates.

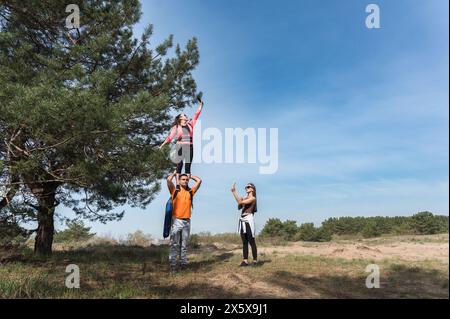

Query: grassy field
[0,234,448,299]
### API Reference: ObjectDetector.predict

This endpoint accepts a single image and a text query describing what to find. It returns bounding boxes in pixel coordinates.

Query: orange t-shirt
[171,185,198,219]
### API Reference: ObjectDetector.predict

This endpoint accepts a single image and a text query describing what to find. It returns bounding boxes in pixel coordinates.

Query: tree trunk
[34,187,57,255]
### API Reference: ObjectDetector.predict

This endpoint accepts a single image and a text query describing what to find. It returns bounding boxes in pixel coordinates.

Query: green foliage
[296,223,332,242]
[53,220,95,243]
[391,222,415,235]
[188,233,200,249]
[361,221,382,238]
[261,219,331,242]
[282,220,299,240]
[321,213,448,237]
[411,212,442,235]
[0,205,33,249]
[260,218,300,240]
[0,0,201,253]
[314,227,333,242]
[0,220,29,249]
[260,218,285,238]
[296,223,316,241]
[434,215,449,233]
[261,212,448,242]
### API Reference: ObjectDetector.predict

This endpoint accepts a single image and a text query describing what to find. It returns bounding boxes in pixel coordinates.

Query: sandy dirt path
[228,234,449,263]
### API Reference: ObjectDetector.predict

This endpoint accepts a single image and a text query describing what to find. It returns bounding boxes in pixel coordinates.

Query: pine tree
[260,218,284,237]
[53,220,95,242]
[0,0,200,254]
[282,220,298,240]
[411,212,441,235]
[297,223,316,241]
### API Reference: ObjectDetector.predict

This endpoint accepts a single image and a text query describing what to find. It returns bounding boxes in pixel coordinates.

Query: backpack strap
[172,189,180,200]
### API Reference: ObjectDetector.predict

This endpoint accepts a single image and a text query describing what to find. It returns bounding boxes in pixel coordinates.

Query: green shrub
[321,213,447,237]
[411,212,441,235]
[0,219,30,249]
[435,215,449,233]
[392,222,415,235]
[314,227,332,242]
[296,223,332,242]
[260,212,448,243]
[189,234,200,248]
[260,218,285,238]
[260,218,299,240]
[361,221,382,238]
[0,205,33,249]
[282,220,299,240]
[297,223,317,241]
[54,220,95,243]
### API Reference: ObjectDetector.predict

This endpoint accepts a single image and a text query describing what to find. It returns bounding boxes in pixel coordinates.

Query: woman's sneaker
[239,261,249,267]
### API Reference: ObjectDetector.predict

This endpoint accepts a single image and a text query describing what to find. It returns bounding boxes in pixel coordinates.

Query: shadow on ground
[1,245,170,265]
[1,245,447,299]
[265,265,449,299]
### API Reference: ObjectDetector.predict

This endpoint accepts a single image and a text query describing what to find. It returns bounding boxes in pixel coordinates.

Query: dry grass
[0,234,448,299]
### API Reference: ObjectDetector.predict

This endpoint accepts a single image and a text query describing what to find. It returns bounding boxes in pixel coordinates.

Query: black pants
[176,144,194,175]
[240,223,257,260]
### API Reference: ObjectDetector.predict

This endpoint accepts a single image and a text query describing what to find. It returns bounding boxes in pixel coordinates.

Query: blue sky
[64,0,449,238]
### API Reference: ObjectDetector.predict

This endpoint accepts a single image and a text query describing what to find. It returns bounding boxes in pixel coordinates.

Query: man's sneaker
[239,261,249,267]
[180,264,188,271]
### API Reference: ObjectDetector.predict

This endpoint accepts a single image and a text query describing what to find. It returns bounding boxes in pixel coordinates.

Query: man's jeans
[169,218,191,267]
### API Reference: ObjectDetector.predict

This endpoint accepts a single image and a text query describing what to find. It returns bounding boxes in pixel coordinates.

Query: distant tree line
[1,211,448,249]
[260,212,449,242]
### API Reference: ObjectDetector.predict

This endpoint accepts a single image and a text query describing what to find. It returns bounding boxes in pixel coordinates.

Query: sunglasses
[245,186,253,189]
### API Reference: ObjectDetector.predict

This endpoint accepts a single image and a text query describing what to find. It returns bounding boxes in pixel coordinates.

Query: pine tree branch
[28,137,74,153]
[0,175,20,210]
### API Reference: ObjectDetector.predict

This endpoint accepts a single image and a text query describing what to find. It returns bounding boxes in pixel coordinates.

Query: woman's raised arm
[190,99,203,128]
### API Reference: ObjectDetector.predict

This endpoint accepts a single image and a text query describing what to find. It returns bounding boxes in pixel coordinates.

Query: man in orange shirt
[167,170,202,272]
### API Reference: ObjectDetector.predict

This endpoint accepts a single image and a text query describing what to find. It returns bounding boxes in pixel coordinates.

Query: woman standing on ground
[231,182,258,266]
